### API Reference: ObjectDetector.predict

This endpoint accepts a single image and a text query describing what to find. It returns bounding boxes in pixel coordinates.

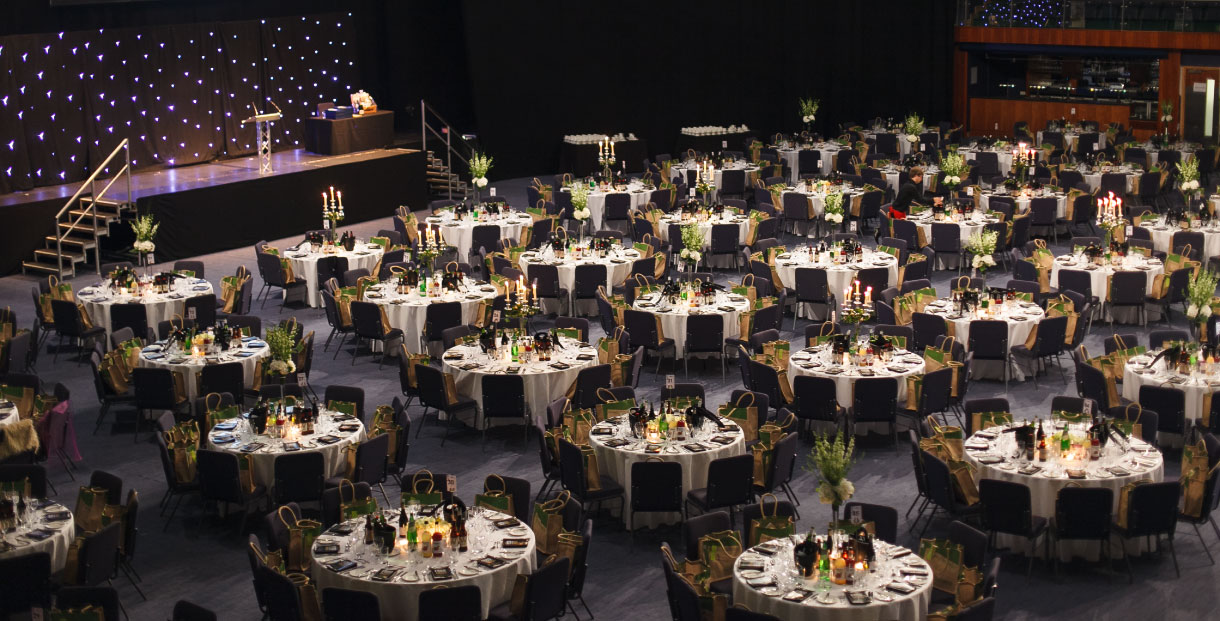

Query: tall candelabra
[598,136,617,180]
[505,275,541,332]
[1011,143,1036,185]
[322,186,345,242]
[838,278,875,343]
[1096,191,1124,245]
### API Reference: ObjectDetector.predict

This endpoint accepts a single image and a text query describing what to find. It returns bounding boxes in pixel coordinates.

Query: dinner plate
[508,527,529,537]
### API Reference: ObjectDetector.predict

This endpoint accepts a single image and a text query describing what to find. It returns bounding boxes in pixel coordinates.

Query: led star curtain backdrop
[0,13,359,195]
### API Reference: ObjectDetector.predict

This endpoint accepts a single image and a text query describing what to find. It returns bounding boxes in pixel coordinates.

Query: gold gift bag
[73,486,109,533]
[698,530,742,583]
[749,493,795,545]
[719,392,759,442]
[579,445,602,490]
[475,474,515,515]
[531,490,569,555]
[238,453,257,494]
[555,530,584,578]
[919,538,965,594]
[949,460,980,505]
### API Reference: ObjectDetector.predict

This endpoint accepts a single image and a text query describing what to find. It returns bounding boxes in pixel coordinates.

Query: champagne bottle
[407,514,417,551]
[364,514,374,545]
[399,506,409,537]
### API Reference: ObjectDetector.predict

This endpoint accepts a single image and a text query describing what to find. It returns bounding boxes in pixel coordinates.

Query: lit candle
[337,191,343,209]
[598,140,603,157]
[610,140,615,157]
[532,283,537,302]
[854,279,860,297]
[323,192,328,211]
[865,286,872,305]
[329,186,335,202]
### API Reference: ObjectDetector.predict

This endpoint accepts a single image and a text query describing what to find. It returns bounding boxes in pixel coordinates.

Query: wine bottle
[364,514,374,545]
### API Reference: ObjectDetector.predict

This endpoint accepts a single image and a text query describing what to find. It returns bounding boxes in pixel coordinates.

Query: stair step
[22,259,75,278]
[81,196,128,210]
[43,235,96,251]
[33,248,88,264]
[57,221,109,236]
[68,208,122,222]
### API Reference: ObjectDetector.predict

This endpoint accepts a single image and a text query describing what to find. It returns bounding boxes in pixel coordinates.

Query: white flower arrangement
[268,359,297,375]
[823,192,844,224]
[469,152,493,185]
[1180,158,1202,198]
[570,183,591,220]
[799,97,819,125]
[964,229,999,273]
[1186,269,1219,322]
[679,248,702,263]
[474,177,488,188]
[817,480,855,506]
[680,224,703,266]
[805,432,856,509]
[904,113,925,143]
[1160,102,1174,124]
[130,214,159,256]
[939,153,969,190]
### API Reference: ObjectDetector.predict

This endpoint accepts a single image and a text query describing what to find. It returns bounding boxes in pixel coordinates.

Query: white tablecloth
[1138,222,1220,260]
[779,145,841,181]
[590,418,745,528]
[909,213,990,258]
[1036,130,1106,154]
[963,424,1163,560]
[311,510,535,621]
[139,340,271,401]
[1049,255,1163,298]
[441,339,597,425]
[580,184,653,232]
[285,244,385,307]
[78,278,214,338]
[1083,170,1138,194]
[774,250,899,310]
[979,192,1068,219]
[207,410,366,490]
[658,214,750,269]
[669,162,761,203]
[0,502,75,572]
[787,347,925,410]
[370,280,498,355]
[518,248,638,315]
[631,291,749,355]
[425,212,532,261]
[921,297,1044,380]
[962,148,1017,176]
[731,538,933,621]
[1122,353,1220,446]
[881,167,936,194]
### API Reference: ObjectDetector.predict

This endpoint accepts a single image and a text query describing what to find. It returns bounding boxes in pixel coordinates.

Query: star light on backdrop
[979,0,1063,28]
[0,12,358,196]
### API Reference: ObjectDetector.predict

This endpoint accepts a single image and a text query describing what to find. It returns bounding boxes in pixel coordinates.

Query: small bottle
[364,514,374,545]
[407,514,417,551]
[431,532,444,557]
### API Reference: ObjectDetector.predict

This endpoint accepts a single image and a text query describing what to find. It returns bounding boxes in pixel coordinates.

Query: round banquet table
[365,279,498,355]
[962,422,1163,560]
[1138,221,1220,260]
[575,181,654,232]
[669,162,762,203]
[78,278,214,338]
[778,145,841,181]
[311,508,536,621]
[1036,130,1106,155]
[1082,168,1139,194]
[0,403,18,428]
[630,290,751,355]
[920,296,1044,381]
[880,165,937,194]
[440,337,598,426]
[0,500,74,571]
[657,213,750,269]
[518,247,638,314]
[138,338,272,402]
[908,212,991,257]
[284,242,385,308]
[962,147,1016,176]
[978,191,1068,219]
[731,537,933,621]
[206,409,365,491]
[773,248,898,317]
[589,416,745,528]
[1049,252,1163,324]
[424,211,532,261]
[1121,351,1220,447]
[779,187,866,222]
[787,345,925,411]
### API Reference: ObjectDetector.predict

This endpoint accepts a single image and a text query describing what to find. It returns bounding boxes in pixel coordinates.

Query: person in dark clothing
[889,167,941,219]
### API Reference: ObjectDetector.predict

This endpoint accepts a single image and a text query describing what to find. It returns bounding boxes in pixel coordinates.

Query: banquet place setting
[9,3,1220,621]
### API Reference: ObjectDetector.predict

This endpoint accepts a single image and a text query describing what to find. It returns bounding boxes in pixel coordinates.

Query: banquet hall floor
[3,175,1214,620]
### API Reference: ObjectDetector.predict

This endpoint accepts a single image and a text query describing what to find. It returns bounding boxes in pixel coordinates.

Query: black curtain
[451,0,956,179]
[0,12,359,195]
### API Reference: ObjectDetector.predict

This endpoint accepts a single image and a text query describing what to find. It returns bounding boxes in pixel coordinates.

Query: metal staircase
[22,139,133,278]
[421,99,475,201]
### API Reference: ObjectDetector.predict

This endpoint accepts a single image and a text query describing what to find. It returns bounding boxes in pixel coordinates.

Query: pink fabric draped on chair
[36,400,82,464]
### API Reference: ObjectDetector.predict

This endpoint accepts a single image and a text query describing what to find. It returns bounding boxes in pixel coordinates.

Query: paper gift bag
[595,388,634,421]
[749,493,795,545]
[732,274,758,307]
[930,419,965,460]
[919,538,965,594]
[338,479,379,520]
[761,340,790,368]
[597,326,627,363]
[956,565,984,607]
[970,411,1012,432]
[238,453,257,494]
[563,409,595,445]
[1116,479,1150,528]
[1181,437,1215,518]
[370,405,402,463]
[287,572,323,621]
[220,275,249,313]
[579,445,603,491]
[758,414,791,446]
[555,530,584,579]
[719,393,759,442]
[608,353,633,387]
[475,474,515,514]
[905,374,923,411]
[402,471,444,506]
[699,530,743,583]
[1111,403,1143,440]
[949,460,980,506]
[404,352,430,390]
[531,490,569,555]
[279,505,323,572]
[74,486,109,532]
[752,442,777,489]
[48,275,74,302]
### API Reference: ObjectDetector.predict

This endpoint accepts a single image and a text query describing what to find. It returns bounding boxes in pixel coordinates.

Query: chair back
[979,479,1034,536]
[1054,486,1113,541]
[706,454,756,508]
[481,374,526,419]
[273,451,325,505]
[416,585,480,621]
[841,501,899,543]
[792,375,839,424]
[631,460,684,513]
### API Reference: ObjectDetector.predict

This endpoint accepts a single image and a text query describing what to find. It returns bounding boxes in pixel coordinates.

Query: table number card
[851,505,863,524]
[665,374,675,390]
[446,474,457,493]
[187,307,197,320]
[490,187,496,197]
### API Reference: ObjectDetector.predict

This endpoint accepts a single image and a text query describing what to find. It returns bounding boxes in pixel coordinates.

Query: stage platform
[0,147,428,274]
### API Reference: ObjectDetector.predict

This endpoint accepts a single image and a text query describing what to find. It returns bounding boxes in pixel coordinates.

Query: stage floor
[0,147,417,208]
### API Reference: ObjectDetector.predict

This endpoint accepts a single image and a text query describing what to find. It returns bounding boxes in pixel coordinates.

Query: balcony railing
[958,0,1220,32]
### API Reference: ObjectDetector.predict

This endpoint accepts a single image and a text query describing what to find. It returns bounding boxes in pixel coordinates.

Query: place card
[325,559,358,573]
[493,518,521,529]
[372,568,400,582]
[316,435,342,445]
[683,443,709,453]
[782,588,813,602]
[591,427,615,436]
[501,538,530,549]
[44,510,71,522]
[338,424,361,433]
[314,543,340,555]
[846,591,872,605]
[738,559,766,572]
[283,442,302,452]
[478,556,508,569]
[604,439,631,448]
[240,442,266,453]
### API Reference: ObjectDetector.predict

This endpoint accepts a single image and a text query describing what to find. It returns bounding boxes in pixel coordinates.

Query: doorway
[1181,66,1220,144]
